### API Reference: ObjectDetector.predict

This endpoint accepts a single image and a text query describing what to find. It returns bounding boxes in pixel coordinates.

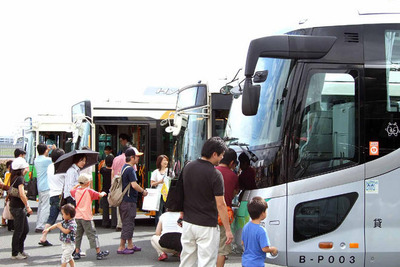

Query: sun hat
[78,173,91,185]
[11,157,29,170]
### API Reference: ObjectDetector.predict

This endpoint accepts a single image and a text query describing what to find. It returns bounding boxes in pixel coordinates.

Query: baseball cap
[78,173,91,185]
[125,147,144,157]
[11,157,29,170]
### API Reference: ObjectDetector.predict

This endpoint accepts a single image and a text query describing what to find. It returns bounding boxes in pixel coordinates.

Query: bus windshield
[225,57,292,147]
[72,121,91,150]
[173,107,207,169]
[24,131,36,165]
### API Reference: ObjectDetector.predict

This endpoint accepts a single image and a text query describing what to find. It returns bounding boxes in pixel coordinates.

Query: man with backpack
[117,147,148,254]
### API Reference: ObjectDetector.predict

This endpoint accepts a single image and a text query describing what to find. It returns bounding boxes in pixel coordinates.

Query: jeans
[47,195,61,225]
[10,207,29,256]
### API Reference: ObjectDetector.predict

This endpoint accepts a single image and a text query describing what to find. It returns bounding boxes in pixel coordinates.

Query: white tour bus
[224,10,400,267]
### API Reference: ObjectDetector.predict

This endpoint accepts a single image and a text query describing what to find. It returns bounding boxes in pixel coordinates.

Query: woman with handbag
[9,157,33,260]
[150,155,170,226]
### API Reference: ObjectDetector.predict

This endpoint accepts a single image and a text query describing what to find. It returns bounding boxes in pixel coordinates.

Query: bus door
[94,122,150,207]
[287,65,365,267]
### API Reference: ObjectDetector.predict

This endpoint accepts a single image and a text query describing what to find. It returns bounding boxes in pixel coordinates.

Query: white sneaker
[21,251,29,257]
[11,253,27,260]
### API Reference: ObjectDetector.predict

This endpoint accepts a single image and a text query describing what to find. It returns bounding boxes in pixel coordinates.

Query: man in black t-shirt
[179,137,234,267]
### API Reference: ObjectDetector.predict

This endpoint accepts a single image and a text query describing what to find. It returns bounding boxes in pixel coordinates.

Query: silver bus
[225,10,400,267]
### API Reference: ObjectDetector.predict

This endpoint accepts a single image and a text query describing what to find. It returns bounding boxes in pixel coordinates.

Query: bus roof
[24,114,72,132]
[296,7,400,31]
[85,98,176,120]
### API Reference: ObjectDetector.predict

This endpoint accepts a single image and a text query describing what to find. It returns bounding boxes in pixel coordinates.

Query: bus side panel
[238,186,287,266]
[365,167,400,267]
[287,178,365,267]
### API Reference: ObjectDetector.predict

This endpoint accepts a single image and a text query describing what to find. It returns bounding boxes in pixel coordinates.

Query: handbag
[27,178,38,201]
[2,199,13,220]
[7,178,20,198]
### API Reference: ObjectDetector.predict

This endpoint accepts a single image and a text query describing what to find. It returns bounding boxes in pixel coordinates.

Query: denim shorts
[47,195,61,225]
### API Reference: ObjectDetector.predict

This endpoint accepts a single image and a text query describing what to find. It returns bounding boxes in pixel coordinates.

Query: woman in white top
[150,155,170,226]
[150,209,182,261]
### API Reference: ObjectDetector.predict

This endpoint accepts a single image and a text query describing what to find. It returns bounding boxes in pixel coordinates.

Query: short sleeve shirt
[71,187,100,220]
[9,176,25,208]
[159,212,183,235]
[111,154,125,177]
[183,159,224,227]
[121,164,138,203]
[241,221,271,267]
[60,219,77,243]
[215,165,239,207]
[34,155,52,192]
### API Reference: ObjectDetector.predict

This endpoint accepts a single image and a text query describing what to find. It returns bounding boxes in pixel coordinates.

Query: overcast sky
[0,0,381,136]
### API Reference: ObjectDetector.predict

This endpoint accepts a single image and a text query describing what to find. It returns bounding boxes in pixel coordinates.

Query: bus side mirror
[242,77,260,116]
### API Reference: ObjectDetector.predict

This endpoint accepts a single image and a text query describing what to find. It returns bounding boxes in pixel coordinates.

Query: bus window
[294,72,358,180]
[293,192,358,242]
[386,30,400,112]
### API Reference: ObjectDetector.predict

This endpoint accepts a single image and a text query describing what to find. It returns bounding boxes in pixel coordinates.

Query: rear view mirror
[242,78,260,116]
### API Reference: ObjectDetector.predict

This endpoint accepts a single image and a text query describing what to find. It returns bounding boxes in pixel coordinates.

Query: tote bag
[142,188,161,211]
[2,199,13,220]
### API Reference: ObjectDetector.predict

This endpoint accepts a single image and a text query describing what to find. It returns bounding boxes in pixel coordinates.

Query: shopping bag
[141,188,161,211]
[2,199,13,220]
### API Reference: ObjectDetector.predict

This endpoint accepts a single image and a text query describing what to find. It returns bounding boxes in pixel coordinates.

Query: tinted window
[293,192,358,242]
[386,30,400,112]
[294,72,358,179]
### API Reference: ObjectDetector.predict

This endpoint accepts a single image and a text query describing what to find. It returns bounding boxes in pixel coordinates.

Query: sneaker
[96,250,109,260]
[100,250,109,257]
[21,251,29,257]
[158,253,168,261]
[73,252,81,260]
[11,253,27,260]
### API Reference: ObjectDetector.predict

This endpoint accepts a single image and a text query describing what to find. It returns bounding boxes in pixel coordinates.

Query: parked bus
[165,79,237,176]
[71,96,175,211]
[224,10,400,267]
[23,114,73,181]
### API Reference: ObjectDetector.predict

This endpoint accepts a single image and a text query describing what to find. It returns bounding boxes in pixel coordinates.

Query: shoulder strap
[121,165,133,196]
[10,176,19,187]
[121,165,129,176]
[76,189,88,208]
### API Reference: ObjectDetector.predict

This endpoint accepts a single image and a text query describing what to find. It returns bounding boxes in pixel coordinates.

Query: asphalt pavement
[0,198,249,267]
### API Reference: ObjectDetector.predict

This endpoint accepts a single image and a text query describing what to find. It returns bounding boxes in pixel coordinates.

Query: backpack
[108,166,130,207]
